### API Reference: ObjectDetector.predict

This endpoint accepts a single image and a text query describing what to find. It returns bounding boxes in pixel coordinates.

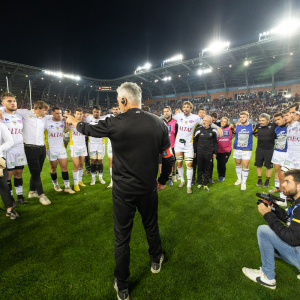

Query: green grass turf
[0,139,299,300]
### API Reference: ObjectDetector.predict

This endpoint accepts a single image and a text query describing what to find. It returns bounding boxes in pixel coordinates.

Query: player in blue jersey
[232,111,257,191]
[270,112,287,204]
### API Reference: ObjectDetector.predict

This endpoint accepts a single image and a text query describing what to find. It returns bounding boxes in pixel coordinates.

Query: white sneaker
[242,267,276,289]
[90,179,96,186]
[107,181,113,189]
[234,179,242,186]
[64,187,76,194]
[99,177,105,184]
[39,195,51,205]
[297,274,300,280]
[28,191,39,198]
[241,183,247,190]
[178,181,185,188]
[54,184,62,192]
[172,175,177,182]
[278,201,287,207]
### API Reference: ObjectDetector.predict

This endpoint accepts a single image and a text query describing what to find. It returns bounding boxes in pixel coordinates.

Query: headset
[121,98,125,104]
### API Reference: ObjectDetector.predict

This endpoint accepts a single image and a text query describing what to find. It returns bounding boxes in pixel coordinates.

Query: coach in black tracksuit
[194,115,218,189]
[65,82,174,299]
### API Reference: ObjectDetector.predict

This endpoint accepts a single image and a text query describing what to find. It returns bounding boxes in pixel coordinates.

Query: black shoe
[17,196,29,204]
[113,278,129,300]
[263,180,270,188]
[151,253,164,273]
[6,209,20,220]
[191,178,196,185]
[256,179,263,186]
[209,178,215,184]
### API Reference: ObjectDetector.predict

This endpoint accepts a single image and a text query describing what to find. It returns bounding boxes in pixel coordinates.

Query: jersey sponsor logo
[9,128,22,135]
[209,133,212,136]
[49,132,63,138]
[189,120,194,123]
[60,125,64,128]
[18,120,22,123]
[185,121,188,124]
[56,127,59,130]
[5,118,9,121]
[223,130,229,137]
[240,129,250,134]
[167,124,171,132]
[12,121,16,125]
[179,126,192,132]
[72,131,84,136]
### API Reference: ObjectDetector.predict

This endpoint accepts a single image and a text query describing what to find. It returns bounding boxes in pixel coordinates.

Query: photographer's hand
[258,203,271,216]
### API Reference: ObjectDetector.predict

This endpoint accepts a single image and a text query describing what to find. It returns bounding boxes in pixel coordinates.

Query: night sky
[2,0,299,79]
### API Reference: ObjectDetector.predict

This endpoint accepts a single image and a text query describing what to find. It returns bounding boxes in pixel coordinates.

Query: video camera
[256,192,286,207]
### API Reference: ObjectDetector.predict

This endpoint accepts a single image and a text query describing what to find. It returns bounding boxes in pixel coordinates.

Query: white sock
[15,185,23,195]
[186,168,193,188]
[63,180,70,188]
[178,166,184,182]
[275,179,280,189]
[91,172,96,180]
[110,167,112,179]
[236,166,242,180]
[52,179,58,186]
[78,168,83,182]
[73,170,78,185]
[242,169,249,183]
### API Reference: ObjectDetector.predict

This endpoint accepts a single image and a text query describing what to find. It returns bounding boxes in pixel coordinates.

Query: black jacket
[193,126,218,154]
[76,108,174,194]
[264,196,300,246]
[256,122,277,150]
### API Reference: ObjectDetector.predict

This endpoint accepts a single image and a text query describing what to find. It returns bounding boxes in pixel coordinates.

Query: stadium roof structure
[0,31,299,107]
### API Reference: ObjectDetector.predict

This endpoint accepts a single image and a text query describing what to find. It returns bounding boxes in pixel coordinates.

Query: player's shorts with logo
[70,145,87,158]
[271,150,287,166]
[88,143,105,159]
[254,147,274,168]
[174,141,194,158]
[6,148,27,170]
[233,149,252,160]
[283,152,300,170]
[107,139,113,158]
[47,147,68,161]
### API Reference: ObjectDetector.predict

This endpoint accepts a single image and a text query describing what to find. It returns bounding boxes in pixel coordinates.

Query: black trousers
[24,145,46,195]
[113,188,162,290]
[84,137,91,171]
[197,152,213,186]
[0,166,14,208]
[192,156,197,180]
[216,152,231,177]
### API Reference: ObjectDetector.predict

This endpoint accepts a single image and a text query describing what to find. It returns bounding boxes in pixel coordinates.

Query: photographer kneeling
[242,169,300,289]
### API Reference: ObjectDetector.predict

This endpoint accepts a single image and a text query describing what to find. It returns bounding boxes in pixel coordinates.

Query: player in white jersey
[84,106,106,185]
[69,108,87,191]
[0,92,28,204]
[106,103,120,189]
[173,101,222,193]
[284,103,300,170]
[44,107,75,194]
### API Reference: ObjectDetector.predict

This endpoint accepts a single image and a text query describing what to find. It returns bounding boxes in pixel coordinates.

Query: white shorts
[233,149,252,160]
[271,150,287,166]
[70,145,87,158]
[47,147,68,161]
[6,148,27,170]
[283,152,300,169]
[174,141,194,159]
[88,143,105,159]
[107,139,113,158]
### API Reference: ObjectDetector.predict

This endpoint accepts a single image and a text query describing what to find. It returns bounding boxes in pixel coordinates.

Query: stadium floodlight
[197,68,212,75]
[259,18,300,41]
[162,76,171,81]
[44,70,81,81]
[202,41,230,55]
[162,54,183,66]
[244,60,252,66]
[135,63,152,74]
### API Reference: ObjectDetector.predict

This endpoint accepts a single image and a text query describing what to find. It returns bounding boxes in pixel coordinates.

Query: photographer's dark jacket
[264,196,300,246]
